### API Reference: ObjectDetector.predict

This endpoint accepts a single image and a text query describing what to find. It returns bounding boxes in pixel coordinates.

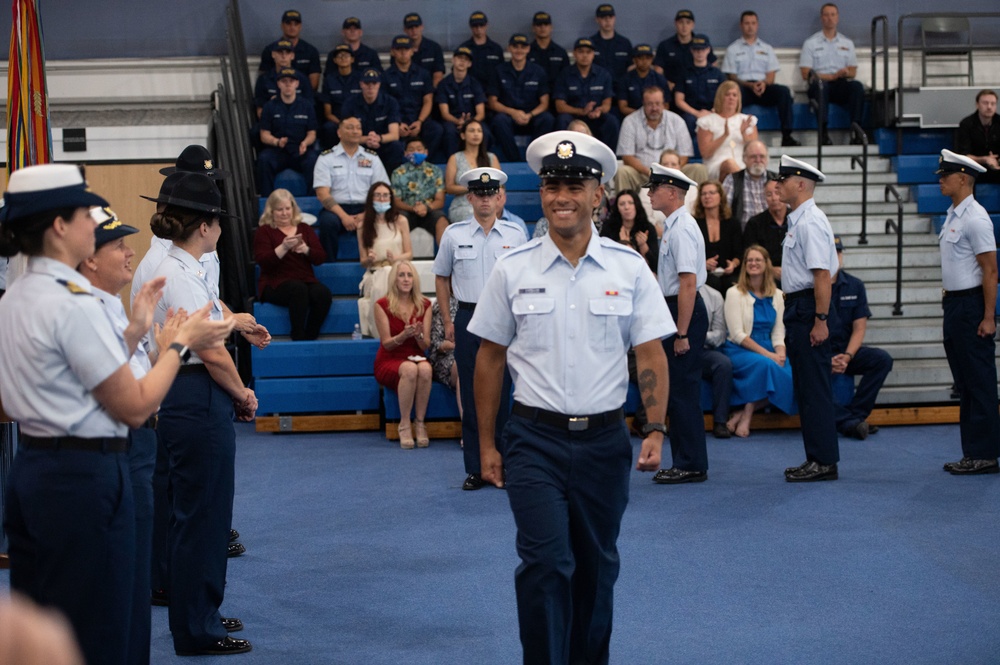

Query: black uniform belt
[457,301,477,311]
[21,435,129,453]
[177,363,209,375]
[784,288,815,301]
[665,292,703,305]
[512,402,624,432]
[942,286,983,299]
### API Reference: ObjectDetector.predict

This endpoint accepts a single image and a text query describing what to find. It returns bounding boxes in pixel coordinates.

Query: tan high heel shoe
[414,421,429,448]
[398,423,415,449]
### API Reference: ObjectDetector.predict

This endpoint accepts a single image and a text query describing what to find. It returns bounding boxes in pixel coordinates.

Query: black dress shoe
[784,459,811,474]
[945,457,999,475]
[781,134,801,147]
[840,421,869,440]
[176,636,252,656]
[222,617,243,632]
[151,589,170,607]
[868,424,879,434]
[227,542,246,558]
[712,423,731,439]
[462,473,487,491]
[229,529,240,542]
[785,461,838,482]
[653,468,707,484]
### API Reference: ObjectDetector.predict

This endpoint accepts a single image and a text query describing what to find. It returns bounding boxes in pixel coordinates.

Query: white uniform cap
[458,167,507,191]
[526,131,617,185]
[936,148,987,176]
[644,163,699,191]
[777,154,825,182]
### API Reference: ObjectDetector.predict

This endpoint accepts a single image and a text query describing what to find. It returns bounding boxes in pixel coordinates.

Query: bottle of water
[351,324,362,340]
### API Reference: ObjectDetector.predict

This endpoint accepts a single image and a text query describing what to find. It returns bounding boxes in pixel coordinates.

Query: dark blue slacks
[834,346,893,434]
[128,426,157,665]
[664,294,709,471]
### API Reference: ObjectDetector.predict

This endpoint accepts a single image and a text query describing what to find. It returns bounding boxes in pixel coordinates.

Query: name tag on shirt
[519,287,546,294]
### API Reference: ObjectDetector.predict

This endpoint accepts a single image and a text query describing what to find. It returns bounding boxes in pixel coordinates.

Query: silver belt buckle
[568,417,589,431]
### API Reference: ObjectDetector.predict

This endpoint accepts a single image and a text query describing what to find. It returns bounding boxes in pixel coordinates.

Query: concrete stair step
[875,384,957,405]
[817,172,901,186]
[836,232,938,248]
[824,218,933,234]
[869,302,942,319]
[874,341,949,360]
[839,247,941,267]
[866,282,947,304]
[880,359,955,387]
[814,186,911,204]
[821,201,919,216]
[849,266,941,283]
[864,317,943,344]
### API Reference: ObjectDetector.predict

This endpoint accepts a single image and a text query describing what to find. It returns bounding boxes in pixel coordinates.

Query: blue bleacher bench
[383,382,460,420]
[254,299,360,336]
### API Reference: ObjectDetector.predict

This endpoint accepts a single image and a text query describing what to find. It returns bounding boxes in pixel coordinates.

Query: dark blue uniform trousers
[128,426,157,665]
[490,112,556,162]
[159,371,236,652]
[5,445,134,665]
[151,428,170,596]
[665,294,709,471]
[834,346,893,434]
[784,297,840,464]
[943,292,1000,459]
[455,305,510,474]
[504,414,631,665]
[741,84,794,134]
[807,78,865,127]
[317,203,365,260]
[702,348,734,424]
[256,144,319,197]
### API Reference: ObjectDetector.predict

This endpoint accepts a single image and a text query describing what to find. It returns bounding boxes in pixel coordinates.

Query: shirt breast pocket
[944,229,963,245]
[454,247,478,277]
[512,296,555,351]
[589,296,632,352]
[782,234,796,250]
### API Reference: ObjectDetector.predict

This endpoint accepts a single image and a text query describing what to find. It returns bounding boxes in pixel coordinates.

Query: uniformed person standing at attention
[470,131,672,664]
[433,167,527,490]
[647,163,710,484]
[936,149,999,475]
[0,164,233,665]
[776,155,841,482]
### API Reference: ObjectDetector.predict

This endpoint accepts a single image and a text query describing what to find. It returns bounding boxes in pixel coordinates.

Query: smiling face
[89,237,136,292]
[744,248,766,277]
[541,178,602,239]
[394,262,415,295]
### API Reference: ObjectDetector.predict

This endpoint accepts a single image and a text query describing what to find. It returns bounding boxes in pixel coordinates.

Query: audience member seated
[617,45,670,117]
[259,10,320,91]
[742,177,788,285]
[318,45,361,149]
[428,296,462,422]
[722,11,799,147]
[444,120,501,224]
[653,9,718,92]
[459,11,504,90]
[955,89,1000,185]
[488,33,555,163]
[498,186,531,240]
[700,283,735,439]
[254,189,331,341]
[722,245,794,437]
[695,180,743,293]
[798,3,864,146]
[314,116,389,260]
[337,17,381,73]
[600,189,658,272]
[615,86,695,196]
[830,237,894,440]
[436,47,488,159]
[554,38,620,151]
[383,35,443,164]
[697,80,759,181]
[591,4,633,81]
[357,182,413,336]
[373,261,433,449]
[255,40,313,119]
[673,36,724,137]
[391,138,448,245]
[341,69,404,173]
[403,13,445,87]
[257,68,319,197]
[723,140,776,230]
[528,11,569,98]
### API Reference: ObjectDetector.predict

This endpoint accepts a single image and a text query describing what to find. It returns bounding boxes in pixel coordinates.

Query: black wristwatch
[676,332,689,340]
[168,342,191,363]
[641,422,668,436]
[815,313,829,321]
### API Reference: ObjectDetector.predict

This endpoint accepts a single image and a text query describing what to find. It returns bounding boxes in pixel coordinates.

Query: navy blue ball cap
[91,206,139,248]
[391,35,412,50]
[509,33,530,46]
[270,39,294,52]
[469,11,487,26]
[689,35,711,50]
[532,12,551,26]
[574,38,595,51]
[633,43,653,57]
[159,145,229,179]
[276,67,299,81]
[527,131,617,185]
[361,68,382,83]
[2,164,109,227]
[281,10,301,23]
[343,17,361,29]
[596,4,615,17]
[404,13,422,27]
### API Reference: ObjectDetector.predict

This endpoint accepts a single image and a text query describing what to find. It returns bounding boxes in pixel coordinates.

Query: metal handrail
[850,123,869,245]
[809,75,824,171]
[870,16,890,129]
[884,184,905,316]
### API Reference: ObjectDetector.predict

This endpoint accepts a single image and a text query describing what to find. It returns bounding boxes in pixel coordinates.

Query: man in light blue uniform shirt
[470,131,671,665]
[777,154,841,481]
[935,149,999,475]
[433,167,527,491]
[648,163,710,483]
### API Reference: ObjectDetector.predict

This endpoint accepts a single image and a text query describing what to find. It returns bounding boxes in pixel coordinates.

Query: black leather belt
[21,435,129,453]
[943,286,983,299]
[177,364,209,375]
[457,301,477,311]
[512,402,624,432]
[665,293,702,304]
[784,288,815,301]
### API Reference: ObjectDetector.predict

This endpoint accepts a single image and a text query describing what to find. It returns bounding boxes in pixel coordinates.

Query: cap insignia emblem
[556,141,575,160]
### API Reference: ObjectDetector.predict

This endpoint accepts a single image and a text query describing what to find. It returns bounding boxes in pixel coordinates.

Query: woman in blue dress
[722,245,795,437]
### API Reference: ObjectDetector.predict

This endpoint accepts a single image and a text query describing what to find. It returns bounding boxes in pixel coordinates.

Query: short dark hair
[740,10,757,21]
[821,3,838,12]
[976,89,998,103]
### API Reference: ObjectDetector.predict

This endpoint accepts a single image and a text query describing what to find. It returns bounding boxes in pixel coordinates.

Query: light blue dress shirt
[151,245,225,364]
[312,143,389,205]
[657,206,707,296]
[939,195,995,291]
[432,218,528,304]
[780,198,839,293]
[799,31,858,75]
[721,38,780,80]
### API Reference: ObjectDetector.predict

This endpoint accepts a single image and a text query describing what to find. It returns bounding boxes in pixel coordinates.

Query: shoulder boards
[57,279,92,295]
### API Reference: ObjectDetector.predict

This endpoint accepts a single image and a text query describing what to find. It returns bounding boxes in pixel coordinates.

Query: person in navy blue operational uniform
[383,35,444,164]
[554,38,620,151]
[318,44,360,149]
[777,154,841,482]
[459,11,504,91]
[829,236,893,440]
[488,33,554,162]
[616,44,670,117]
[673,36,725,137]
[403,12,445,88]
[342,68,405,173]
[654,9,718,91]
[528,11,569,99]
[433,168,527,490]
[149,173,257,656]
[254,39,313,118]
[935,149,1000,475]
[335,16,381,74]
[590,4,633,81]
[647,163,711,484]
[436,47,488,159]
[0,164,234,665]
[259,10,321,91]
[257,68,319,196]
[470,131,672,664]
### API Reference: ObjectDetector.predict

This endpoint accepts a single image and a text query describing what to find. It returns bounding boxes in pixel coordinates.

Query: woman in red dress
[373,260,432,448]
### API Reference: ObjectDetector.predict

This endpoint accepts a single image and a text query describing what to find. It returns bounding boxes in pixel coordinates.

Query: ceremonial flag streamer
[7,0,52,177]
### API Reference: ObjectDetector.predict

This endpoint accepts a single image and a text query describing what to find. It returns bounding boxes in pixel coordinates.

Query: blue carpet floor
[4,423,1000,664]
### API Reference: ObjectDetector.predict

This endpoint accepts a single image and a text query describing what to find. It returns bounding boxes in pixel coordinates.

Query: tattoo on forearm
[638,369,658,409]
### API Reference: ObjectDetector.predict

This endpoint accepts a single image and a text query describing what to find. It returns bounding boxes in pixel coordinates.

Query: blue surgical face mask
[408,152,427,165]
[373,201,392,214]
